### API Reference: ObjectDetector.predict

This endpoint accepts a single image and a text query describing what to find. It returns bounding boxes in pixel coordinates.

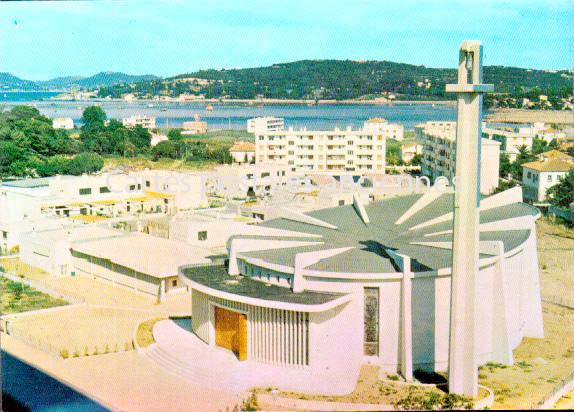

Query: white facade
[247,117,285,133]
[417,121,501,194]
[362,118,404,141]
[150,132,169,147]
[205,164,290,199]
[522,151,574,202]
[255,123,390,173]
[122,115,156,129]
[0,171,207,252]
[179,188,543,395]
[182,120,208,134]
[401,142,423,163]
[52,117,74,130]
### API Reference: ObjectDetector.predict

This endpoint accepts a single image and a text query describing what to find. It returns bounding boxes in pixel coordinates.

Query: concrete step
[144,345,244,391]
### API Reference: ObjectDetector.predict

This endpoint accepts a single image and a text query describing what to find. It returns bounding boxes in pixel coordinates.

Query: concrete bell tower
[445,41,494,397]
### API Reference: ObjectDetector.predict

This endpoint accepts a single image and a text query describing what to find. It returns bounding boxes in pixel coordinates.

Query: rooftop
[182,264,346,306]
[230,188,539,274]
[2,177,53,189]
[229,141,256,152]
[72,232,215,278]
[522,158,574,172]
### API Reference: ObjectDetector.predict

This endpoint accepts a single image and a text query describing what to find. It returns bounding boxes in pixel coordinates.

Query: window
[364,287,379,356]
[547,175,552,182]
[198,231,207,241]
[527,172,532,179]
[146,180,151,188]
[172,279,178,287]
[338,199,345,206]
[2,231,7,240]
[79,188,91,196]
[99,186,110,194]
[129,184,136,191]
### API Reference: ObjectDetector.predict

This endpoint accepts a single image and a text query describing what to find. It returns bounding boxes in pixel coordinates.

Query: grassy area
[186,129,254,142]
[103,155,218,172]
[136,317,166,348]
[0,276,68,315]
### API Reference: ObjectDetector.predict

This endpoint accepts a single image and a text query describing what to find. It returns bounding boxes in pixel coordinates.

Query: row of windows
[78,184,143,196]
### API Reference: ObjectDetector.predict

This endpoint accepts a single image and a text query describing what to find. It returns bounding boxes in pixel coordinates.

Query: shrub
[60,349,69,359]
[516,360,532,369]
[394,387,473,410]
[104,344,110,354]
[93,346,99,356]
[84,346,90,356]
[73,348,80,358]
[388,374,400,381]
[241,392,259,411]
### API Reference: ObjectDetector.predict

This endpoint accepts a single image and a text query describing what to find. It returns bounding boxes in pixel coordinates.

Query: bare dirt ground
[475,218,574,409]
[1,257,190,358]
[555,390,574,409]
[536,218,574,302]
[9,306,154,357]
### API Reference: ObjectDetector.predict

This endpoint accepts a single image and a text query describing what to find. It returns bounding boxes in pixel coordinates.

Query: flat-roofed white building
[401,141,423,163]
[255,122,391,174]
[150,132,168,147]
[206,164,291,199]
[52,117,74,130]
[182,119,208,134]
[122,115,156,129]
[19,226,120,277]
[362,118,404,141]
[247,117,285,133]
[416,121,501,194]
[0,171,207,252]
[71,232,214,299]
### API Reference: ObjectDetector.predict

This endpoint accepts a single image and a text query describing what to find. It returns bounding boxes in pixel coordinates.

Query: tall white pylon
[445,41,493,397]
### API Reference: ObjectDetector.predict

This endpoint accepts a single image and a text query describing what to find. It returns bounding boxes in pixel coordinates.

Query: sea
[0,92,457,130]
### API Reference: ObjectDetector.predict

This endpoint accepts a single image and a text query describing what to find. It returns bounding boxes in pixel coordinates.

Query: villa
[178,187,543,394]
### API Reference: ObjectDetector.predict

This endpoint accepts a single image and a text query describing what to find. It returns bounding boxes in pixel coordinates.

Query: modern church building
[179,186,543,394]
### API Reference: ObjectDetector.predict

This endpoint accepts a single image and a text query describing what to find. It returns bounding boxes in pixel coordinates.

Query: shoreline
[486,108,574,125]
[5,94,457,106]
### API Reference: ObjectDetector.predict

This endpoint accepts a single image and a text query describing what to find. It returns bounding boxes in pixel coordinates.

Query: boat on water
[160,107,168,111]
[147,103,155,108]
[205,104,214,111]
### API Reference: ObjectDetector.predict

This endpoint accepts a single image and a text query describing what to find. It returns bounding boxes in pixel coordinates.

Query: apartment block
[247,117,285,133]
[416,121,501,194]
[255,122,391,173]
[122,115,156,129]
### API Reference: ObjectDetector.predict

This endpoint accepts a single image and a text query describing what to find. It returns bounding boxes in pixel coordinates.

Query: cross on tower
[446,41,494,397]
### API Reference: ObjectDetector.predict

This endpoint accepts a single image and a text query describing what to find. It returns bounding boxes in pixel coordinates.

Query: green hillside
[96,59,573,103]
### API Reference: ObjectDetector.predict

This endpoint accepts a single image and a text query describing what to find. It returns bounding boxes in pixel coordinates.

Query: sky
[2,0,573,80]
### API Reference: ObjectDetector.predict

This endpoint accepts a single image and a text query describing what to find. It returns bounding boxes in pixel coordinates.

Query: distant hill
[0,72,39,91]
[71,72,158,89]
[96,59,574,102]
[0,72,159,91]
